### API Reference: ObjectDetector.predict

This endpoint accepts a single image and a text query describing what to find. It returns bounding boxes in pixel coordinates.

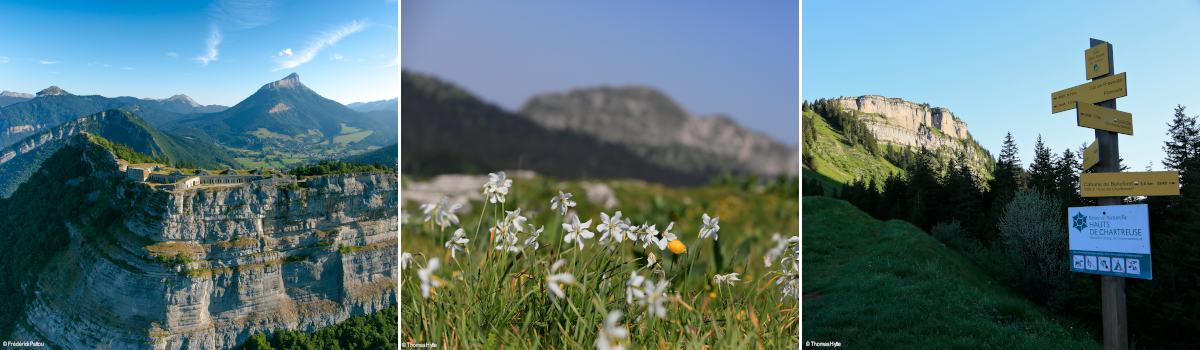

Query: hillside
[346,97,397,112]
[518,86,798,177]
[401,70,710,186]
[802,196,1100,349]
[0,109,240,197]
[802,109,904,184]
[343,143,396,169]
[0,87,188,149]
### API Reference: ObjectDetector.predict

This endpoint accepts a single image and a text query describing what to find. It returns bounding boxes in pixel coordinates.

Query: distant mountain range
[404,71,716,186]
[165,73,396,152]
[0,91,33,107]
[346,97,397,112]
[118,94,228,114]
[0,87,194,149]
[0,109,237,197]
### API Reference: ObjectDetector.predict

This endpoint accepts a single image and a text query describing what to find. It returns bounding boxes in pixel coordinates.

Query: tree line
[812,104,1200,349]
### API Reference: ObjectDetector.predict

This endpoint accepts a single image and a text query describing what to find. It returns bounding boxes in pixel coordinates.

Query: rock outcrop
[18,133,398,349]
[1,91,34,99]
[265,73,304,90]
[518,86,798,177]
[36,86,70,97]
[833,95,992,173]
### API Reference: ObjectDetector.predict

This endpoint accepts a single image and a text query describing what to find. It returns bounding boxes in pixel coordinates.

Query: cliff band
[11,133,397,350]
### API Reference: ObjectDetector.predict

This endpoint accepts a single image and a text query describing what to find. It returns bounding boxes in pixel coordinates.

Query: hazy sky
[402,1,800,146]
[804,0,1200,172]
[0,0,397,107]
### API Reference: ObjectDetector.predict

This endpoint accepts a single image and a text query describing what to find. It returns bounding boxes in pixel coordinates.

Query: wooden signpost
[1083,138,1100,170]
[1052,39,1185,350]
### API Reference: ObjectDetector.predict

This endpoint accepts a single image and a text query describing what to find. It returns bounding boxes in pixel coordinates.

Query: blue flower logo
[1072,212,1088,232]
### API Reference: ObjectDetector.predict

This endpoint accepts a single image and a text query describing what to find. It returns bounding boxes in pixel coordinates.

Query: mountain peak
[262,73,304,90]
[166,94,201,107]
[1,91,34,99]
[36,86,70,97]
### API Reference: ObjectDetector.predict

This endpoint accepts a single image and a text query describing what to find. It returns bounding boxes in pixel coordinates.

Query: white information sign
[1067,204,1152,279]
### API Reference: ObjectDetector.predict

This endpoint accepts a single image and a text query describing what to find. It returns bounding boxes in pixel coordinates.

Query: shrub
[998,188,1068,304]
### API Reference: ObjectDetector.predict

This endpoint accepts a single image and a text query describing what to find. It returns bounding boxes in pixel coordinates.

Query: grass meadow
[803,196,1101,349]
[400,173,800,349]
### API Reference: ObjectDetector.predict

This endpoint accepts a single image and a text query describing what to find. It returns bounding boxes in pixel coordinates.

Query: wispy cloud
[39,61,59,64]
[196,0,279,67]
[0,57,9,63]
[120,67,135,70]
[279,48,293,56]
[195,22,222,66]
[167,52,178,57]
[331,53,343,60]
[375,55,397,68]
[207,0,278,31]
[103,64,111,67]
[273,20,367,71]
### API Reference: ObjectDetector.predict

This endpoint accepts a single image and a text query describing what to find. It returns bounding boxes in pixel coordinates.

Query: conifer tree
[1162,105,1198,174]
[1028,134,1058,194]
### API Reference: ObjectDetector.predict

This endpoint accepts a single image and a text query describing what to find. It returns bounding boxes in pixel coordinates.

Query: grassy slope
[804,110,904,184]
[802,196,1099,349]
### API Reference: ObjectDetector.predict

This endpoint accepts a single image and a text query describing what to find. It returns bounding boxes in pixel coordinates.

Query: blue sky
[402,1,800,146]
[0,0,397,107]
[804,0,1200,172]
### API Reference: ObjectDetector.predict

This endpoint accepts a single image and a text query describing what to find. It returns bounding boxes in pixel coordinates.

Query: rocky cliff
[12,133,397,349]
[833,95,992,174]
[518,86,798,177]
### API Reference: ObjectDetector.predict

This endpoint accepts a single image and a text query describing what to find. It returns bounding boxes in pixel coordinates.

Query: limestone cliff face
[834,95,991,173]
[18,134,397,350]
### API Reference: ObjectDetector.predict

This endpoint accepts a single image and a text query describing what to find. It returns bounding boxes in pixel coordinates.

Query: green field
[802,196,1100,349]
[401,173,799,349]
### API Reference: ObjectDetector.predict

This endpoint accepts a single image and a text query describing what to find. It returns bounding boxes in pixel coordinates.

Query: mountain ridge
[518,85,799,177]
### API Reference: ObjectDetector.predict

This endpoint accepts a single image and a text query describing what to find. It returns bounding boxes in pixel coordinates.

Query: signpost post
[1089,38,1128,350]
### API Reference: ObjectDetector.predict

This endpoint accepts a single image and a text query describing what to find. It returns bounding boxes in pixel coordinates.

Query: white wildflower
[550,190,576,216]
[562,215,594,251]
[712,273,741,287]
[594,310,629,350]
[625,271,646,304]
[422,196,462,230]
[699,213,720,241]
[646,252,657,268]
[482,172,513,203]
[417,258,442,298]
[493,208,527,252]
[524,224,544,250]
[401,210,410,225]
[654,222,678,250]
[764,232,788,267]
[547,259,577,303]
[400,252,414,270]
[444,228,469,260]
[636,223,659,249]
[638,278,671,319]
[597,211,629,245]
[623,218,638,242]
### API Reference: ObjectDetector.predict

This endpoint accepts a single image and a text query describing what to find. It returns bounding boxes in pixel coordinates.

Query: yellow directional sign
[1083,138,1100,170]
[1086,42,1112,80]
[1078,103,1133,135]
[1051,73,1128,113]
[1080,171,1180,197]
